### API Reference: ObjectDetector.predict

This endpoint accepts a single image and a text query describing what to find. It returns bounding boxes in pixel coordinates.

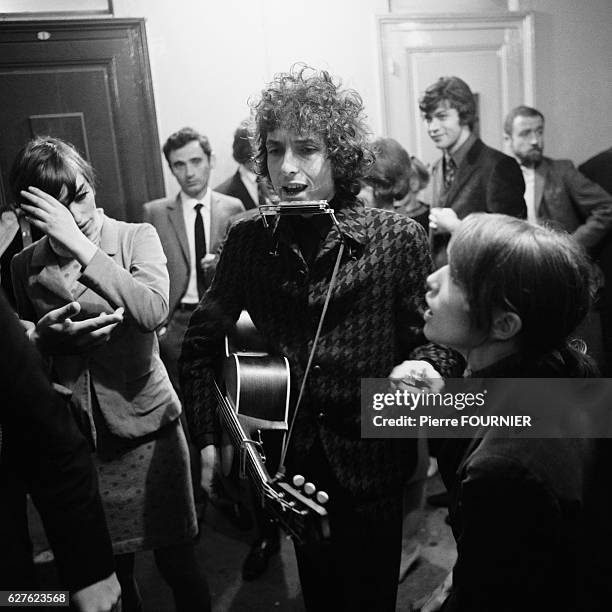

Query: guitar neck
[213,381,273,496]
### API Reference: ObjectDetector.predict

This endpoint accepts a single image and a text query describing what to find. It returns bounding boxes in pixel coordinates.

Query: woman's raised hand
[19,186,97,265]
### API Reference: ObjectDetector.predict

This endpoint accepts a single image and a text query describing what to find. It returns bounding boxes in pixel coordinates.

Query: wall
[113,0,388,194]
[7,0,610,191]
[387,0,612,163]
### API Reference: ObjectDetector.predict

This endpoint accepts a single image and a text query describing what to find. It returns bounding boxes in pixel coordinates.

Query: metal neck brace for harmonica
[259,200,334,228]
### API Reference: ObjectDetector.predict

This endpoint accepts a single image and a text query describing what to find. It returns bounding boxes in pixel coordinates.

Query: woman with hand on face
[410,213,601,611]
[9,137,210,612]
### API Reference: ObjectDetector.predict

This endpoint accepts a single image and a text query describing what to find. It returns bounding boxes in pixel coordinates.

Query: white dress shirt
[180,188,212,304]
[521,166,537,224]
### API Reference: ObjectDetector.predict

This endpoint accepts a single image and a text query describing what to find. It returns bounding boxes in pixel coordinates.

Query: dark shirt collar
[448,132,477,169]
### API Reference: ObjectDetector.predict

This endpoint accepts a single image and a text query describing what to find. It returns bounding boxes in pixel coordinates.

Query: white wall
[113,0,387,194]
[107,0,611,191]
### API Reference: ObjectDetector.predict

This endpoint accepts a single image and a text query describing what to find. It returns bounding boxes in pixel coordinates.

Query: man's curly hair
[251,65,373,198]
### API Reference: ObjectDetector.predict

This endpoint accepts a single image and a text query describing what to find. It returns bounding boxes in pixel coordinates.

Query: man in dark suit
[180,65,461,611]
[580,147,612,374]
[214,120,259,210]
[419,76,526,268]
[504,106,612,373]
[143,127,244,391]
[580,147,612,195]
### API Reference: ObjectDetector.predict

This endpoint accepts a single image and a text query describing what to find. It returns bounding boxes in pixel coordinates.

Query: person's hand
[19,186,97,265]
[429,208,461,235]
[28,302,124,355]
[71,572,121,612]
[200,254,218,284]
[389,360,444,394]
[200,445,219,496]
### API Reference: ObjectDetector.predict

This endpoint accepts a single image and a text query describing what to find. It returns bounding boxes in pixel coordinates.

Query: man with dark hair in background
[143,127,244,392]
[215,120,260,210]
[419,76,526,268]
[180,65,461,611]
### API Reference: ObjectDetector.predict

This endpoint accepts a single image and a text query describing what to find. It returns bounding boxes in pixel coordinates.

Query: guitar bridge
[239,437,265,479]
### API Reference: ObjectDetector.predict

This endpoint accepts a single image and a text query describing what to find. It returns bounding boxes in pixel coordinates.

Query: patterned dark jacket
[180,196,461,503]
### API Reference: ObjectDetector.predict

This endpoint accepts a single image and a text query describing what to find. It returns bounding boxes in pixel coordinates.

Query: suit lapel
[32,238,75,302]
[209,192,228,253]
[444,139,481,205]
[534,160,547,217]
[233,172,256,209]
[168,194,190,263]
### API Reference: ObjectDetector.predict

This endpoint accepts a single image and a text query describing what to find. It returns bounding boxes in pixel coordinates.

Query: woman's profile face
[58,172,98,240]
[423,263,483,355]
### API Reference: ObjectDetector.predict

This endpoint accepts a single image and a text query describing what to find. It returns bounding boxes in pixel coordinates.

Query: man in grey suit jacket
[503,106,612,252]
[419,76,526,268]
[504,105,612,373]
[143,127,244,390]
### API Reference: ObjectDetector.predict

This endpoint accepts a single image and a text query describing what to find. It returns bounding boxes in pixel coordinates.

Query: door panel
[378,13,535,168]
[0,19,164,221]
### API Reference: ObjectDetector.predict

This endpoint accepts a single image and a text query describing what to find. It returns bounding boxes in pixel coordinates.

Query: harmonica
[259,200,332,217]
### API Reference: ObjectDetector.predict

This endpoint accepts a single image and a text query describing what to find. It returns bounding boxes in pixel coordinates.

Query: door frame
[377,12,535,158]
[0,18,164,219]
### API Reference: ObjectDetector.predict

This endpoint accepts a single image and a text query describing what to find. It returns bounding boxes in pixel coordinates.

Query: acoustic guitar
[215,311,330,545]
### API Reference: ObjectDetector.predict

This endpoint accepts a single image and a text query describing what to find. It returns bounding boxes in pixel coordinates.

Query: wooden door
[0,18,164,221]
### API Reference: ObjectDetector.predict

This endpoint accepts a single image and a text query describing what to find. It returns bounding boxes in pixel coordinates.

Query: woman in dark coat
[398,213,608,611]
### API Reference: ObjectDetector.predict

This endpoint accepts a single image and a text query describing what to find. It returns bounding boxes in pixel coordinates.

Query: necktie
[194,203,207,297]
[443,154,457,191]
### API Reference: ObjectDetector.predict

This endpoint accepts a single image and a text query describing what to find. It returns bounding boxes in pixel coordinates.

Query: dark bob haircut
[162,127,212,164]
[232,120,254,165]
[449,213,592,356]
[364,138,429,207]
[419,76,477,130]
[503,105,545,136]
[9,136,95,208]
[251,64,374,198]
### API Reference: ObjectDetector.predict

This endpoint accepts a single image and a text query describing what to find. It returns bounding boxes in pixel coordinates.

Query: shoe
[242,536,281,581]
[426,491,449,508]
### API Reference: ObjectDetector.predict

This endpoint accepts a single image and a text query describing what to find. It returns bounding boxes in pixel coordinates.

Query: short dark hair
[251,64,373,198]
[9,136,96,208]
[162,127,212,164]
[232,120,253,165]
[449,213,592,357]
[363,138,430,207]
[503,105,545,135]
[419,76,477,130]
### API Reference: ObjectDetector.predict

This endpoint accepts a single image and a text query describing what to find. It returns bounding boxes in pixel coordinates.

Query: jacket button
[317,412,325,421]
[312,364,321,373]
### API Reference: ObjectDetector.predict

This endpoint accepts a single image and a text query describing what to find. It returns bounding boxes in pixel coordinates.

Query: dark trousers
[0,468,35,589]
[289,438,403,612]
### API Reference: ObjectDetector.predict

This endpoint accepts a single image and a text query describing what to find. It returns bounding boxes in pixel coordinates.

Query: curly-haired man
[180,65,460,611]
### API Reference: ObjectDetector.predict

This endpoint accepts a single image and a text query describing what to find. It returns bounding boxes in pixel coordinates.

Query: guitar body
[220,353,290,476]
[216,311,330,544]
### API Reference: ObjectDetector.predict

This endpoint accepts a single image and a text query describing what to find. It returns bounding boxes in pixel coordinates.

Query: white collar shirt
[520,166,537,224]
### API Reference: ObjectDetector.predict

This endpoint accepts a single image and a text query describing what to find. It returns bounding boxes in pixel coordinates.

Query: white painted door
[378,13,535,172]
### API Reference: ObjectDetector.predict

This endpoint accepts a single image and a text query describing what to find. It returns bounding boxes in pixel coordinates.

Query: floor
[32,474,456,611]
